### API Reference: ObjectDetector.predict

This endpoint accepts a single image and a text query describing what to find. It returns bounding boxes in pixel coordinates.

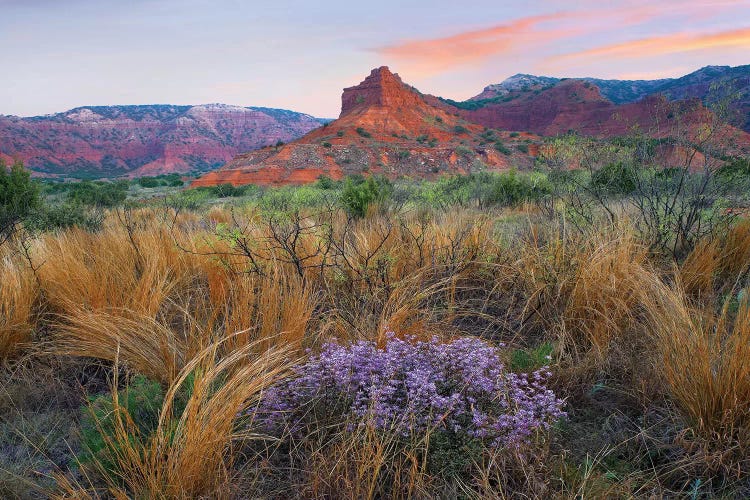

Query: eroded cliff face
[192,67,537,187]
[0,104,327,177]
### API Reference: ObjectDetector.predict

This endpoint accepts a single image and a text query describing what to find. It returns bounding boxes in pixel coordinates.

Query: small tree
[0,160,40,244]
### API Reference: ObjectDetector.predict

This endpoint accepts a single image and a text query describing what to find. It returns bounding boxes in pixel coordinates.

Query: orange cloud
[375,13,575,76]
[552,27,750,62]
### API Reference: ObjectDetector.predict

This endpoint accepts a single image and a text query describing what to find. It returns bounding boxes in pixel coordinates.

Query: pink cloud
[375,13,576,76]
[550,27,750,63]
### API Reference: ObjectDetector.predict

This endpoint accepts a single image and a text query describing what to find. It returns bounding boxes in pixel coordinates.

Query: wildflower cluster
[257,334,565,447]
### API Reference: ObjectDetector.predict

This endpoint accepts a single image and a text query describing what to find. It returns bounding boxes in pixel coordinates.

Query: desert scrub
[256,334,565,448]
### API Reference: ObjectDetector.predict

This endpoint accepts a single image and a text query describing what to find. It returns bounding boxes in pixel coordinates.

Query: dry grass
[2,202,750,496]
[0,249,37,360]
[649,286,750,471]
[58,340,294,499]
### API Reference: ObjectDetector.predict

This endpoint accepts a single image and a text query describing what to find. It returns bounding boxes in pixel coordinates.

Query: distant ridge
[470,65,750,131]
[0,104,328,178]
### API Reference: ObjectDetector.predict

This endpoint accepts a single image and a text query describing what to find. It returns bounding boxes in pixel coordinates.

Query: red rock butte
[192,67,534,187]
[193,66,750,187]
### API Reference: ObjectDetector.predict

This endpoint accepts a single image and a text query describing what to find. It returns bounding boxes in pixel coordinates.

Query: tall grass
[649,286,750,470]
[0,249,37,359]
[61,340,294,498]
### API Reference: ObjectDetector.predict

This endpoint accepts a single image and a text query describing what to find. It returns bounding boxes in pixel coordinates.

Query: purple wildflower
[256,334,565,448]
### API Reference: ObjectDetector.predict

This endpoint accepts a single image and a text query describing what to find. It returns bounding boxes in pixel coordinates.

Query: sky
[1,0,749,118]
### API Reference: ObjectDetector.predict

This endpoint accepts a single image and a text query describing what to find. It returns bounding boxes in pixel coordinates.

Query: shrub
[26,203,104,233]
[257,335,564,448]
[336,130,344,137]
[78,375,167,477]
[454,125,468,134]
[322,141,332,148]
[210,183,247,198]
[494,141,511,155]
[0,160,40,241]
[137,177,160,188]
[67,180,128,207]
[315,175,340,190]
[510,132,520,138]
[486,170,553,207]
[590,162,637,195]
[340,175,393,217]
[356,127,372,138]
[516,144,529,154]
[455,145,473,158]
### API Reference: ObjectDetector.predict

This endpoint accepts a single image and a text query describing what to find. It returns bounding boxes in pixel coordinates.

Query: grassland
[2,152,750,497]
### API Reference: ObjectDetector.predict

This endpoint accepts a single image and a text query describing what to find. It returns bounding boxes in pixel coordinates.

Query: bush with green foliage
[315,175,341,190]
[340,175,393,217]
[494,141,511,155]
[485,170,553,207]
[355,127,372,138]
[454,125,468,134]
[26,203,104,233]
[78,376,165,476]
[0,160,40,241]
[67,180,129,207]
[137,177,160,188]
[590,162,637,195]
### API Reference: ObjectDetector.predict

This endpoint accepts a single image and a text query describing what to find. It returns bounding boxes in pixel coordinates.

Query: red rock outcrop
[193,67,536,187]
[195,67,750,187]
[0,104,327,178]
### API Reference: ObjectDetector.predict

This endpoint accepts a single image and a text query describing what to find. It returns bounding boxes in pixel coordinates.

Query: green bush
[315,175,341,190]
[516,144,529,154]
[137,177,160,188]
[67,180,128,207]
[322,141,332,148]
[590,162,637,195]
[210,183,248,198]
[454,125,468,134]
[494,141,511,155]
[0,160,40,240]
[718,157,750,182]
[355,127,371,138]
[455,146,473,158]
[486,170,553,207]
[340,175,393,217]
[78,376,165,477]
[26,203,103,233]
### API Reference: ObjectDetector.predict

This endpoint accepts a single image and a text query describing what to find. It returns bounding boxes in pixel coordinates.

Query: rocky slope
[471,65,750,131]
[193,67,537,187]
[195,66,750,187]
[0,104,328,178]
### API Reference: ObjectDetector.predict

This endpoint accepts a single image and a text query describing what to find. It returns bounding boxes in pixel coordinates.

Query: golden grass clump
[60,341,294,498]
[562,232,652,358]
[650,288,750,459]
[0,250,37,360]
[36,226,199,317]
[513,223,655,360]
